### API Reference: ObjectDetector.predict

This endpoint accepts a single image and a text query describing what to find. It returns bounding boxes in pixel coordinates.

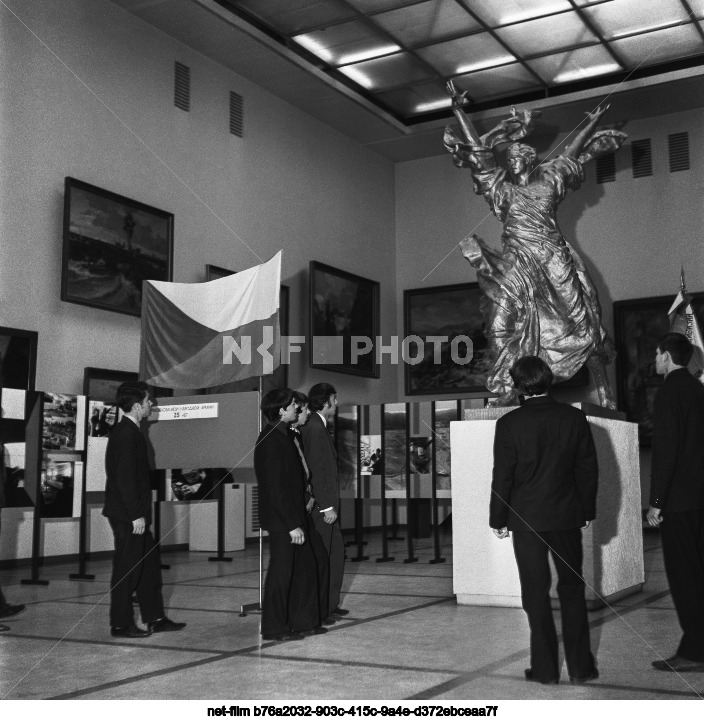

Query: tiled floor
[0,528,703,701]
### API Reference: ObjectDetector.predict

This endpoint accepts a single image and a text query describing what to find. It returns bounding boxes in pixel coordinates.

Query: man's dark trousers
[661,508,704,661]
[108,519,164,628]
[305,513,329,623]
[262,531,319,635]
[311,512,344,615]
[513,528,594,682]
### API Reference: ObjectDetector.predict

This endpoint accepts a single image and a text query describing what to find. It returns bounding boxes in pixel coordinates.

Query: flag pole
[240,374,264,617]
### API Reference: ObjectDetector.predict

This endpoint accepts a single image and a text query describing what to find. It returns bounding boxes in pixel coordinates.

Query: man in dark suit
[103,382,185,638]
[647,332,704,672]
[300,383,348,620]
[255,388,325,641]
[290,391,331,627]
[490,356,599,685]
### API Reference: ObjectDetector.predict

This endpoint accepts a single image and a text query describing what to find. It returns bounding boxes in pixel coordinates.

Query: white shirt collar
[317,411,327,427]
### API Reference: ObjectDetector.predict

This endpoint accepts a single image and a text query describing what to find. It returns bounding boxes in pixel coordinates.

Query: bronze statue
[444,81,626,407]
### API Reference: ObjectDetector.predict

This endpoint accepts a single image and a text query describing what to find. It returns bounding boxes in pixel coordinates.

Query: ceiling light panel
[233,0,354,36]
[582,0,692,40]
[610,23,704,67]
[293,20,398,66]
[471,0,572,28]
[452,63,543,100]
[373,0,482,47]
[415,32,517,76]
[345,0,415,13]
[339,52,435,91]
[375,80,451,115]
[495,11,598,56]
[526,44,621,84]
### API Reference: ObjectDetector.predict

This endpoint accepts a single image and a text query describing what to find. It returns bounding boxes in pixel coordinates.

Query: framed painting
[309,261,380,378]
[614,292,704,445]
[83,367,138,402]
[404,283,490,395]
[62,177,174,316]
[204,264,289,391]
[0,326,38,391]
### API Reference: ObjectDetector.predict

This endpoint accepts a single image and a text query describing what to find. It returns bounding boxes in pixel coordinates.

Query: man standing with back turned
[490,356,599,685]
[301,383,348,620]
[647,332,704,672]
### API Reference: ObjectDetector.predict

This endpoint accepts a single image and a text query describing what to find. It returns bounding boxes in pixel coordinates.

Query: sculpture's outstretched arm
[564,104,609,159]
[446,80,482,146]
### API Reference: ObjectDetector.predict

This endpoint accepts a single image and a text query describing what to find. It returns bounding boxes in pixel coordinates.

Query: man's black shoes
[652,655,704,672]
[147,617,186,633]
[0,603,25,619]
[569,668,599,684]
[298,626,328,637]
[111,624,152,638]
[524,669,559,685]
[261,631,305,642]
[331,607,349,616]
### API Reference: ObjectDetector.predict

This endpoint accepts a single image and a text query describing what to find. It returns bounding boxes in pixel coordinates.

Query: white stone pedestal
[450,406,644,608]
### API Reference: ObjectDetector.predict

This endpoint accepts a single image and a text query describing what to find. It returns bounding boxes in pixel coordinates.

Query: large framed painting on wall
[404,283,490,395]
[309,261,380,379]
[62,177,174,316]
[614,292,704,445]
[204,264,290,392]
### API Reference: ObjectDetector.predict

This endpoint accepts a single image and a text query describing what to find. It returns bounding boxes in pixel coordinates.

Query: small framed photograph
[403,283,490,395]
[0,326,38,391]
[204,264,290,391]
[62,177,174,316]
[614,292,704,445]
[309,261,380,378]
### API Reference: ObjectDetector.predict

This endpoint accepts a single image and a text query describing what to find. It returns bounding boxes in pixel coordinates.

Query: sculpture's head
[507,142,537,178]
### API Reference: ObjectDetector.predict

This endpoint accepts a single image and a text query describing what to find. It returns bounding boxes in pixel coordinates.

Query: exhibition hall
[2,0,704,706]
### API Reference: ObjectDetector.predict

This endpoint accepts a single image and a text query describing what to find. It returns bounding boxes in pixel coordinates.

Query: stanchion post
[22,391,49,586]
[429,402,446,564]
[403,402,418,564]
[209,473,233,562]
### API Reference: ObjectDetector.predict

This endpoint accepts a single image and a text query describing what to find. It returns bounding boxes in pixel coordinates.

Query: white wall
[0,0,396,561]
[0,0,398,405]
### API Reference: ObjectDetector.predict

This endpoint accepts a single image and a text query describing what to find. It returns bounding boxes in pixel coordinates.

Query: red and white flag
[668,274,704,381]
[140,251,282,388]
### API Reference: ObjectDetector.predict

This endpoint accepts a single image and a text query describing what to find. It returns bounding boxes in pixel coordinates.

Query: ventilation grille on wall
[631,139,652,178]
[230,91,244,136]
[596,153,616,184]
[668,132,690,172]
[174,61,190,112]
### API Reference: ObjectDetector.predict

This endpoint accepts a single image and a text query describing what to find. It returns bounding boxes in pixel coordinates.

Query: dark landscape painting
[62,178,173,316]
[310,262,379,378]
[404,283,490,395]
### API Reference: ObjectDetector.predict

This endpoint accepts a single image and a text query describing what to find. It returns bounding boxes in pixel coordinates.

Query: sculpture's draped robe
[463,148,613,400]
